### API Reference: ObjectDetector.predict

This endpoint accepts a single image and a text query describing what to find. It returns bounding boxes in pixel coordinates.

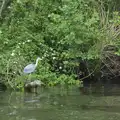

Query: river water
[0,85,120,120]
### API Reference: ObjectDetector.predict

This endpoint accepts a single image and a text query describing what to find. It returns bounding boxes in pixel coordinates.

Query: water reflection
[81,105,120,113]
[0,85,120,120]
[80,84,120,96]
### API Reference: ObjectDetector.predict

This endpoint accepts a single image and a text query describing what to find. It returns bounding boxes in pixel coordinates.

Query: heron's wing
[23,64,35,73]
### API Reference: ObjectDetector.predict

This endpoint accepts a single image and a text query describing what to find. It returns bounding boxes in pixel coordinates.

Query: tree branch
[0,0,6,18]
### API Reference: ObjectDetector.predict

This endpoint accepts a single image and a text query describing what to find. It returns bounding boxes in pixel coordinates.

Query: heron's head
[35,57,42,67]
[37,57,42,60]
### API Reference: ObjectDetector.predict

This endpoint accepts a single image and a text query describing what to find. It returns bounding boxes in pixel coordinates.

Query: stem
[28,73,31,81]
[0,0,6,17]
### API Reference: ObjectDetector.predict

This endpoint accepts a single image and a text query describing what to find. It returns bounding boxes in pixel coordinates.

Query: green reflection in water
[0,85,120,120]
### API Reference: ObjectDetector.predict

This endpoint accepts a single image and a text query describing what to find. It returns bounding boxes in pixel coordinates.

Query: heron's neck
[35,58,40,67]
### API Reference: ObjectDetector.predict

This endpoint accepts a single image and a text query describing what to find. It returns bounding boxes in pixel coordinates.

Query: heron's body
[23,57,41,74]
[23,63,36,73]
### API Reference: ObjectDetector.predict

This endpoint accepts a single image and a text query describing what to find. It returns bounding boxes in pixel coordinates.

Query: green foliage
[0,0,119,89]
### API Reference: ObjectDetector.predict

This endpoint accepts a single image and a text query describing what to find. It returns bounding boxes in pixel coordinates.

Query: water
[0,85,120,120]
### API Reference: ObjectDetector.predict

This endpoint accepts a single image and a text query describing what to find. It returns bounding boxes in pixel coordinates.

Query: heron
[23,57,44,92]
[23,57,41,74]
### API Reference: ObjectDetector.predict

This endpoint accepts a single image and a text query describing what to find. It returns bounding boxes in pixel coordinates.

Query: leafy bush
[0,0,119,89]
